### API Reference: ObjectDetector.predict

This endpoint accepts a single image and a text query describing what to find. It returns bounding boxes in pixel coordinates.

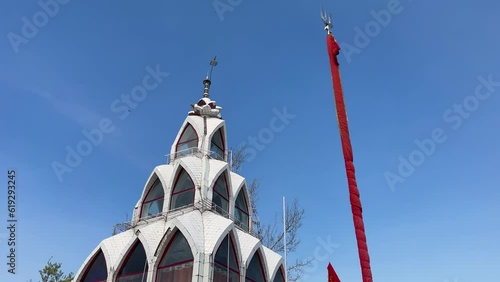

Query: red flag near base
[328,263,341,282]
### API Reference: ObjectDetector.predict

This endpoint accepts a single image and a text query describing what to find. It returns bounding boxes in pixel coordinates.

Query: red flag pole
[321,11,374,282]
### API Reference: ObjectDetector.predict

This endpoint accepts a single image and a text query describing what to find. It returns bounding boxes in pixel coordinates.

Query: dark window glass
[176,124,198,157]
[141,179,164,218]
[157,231,194,282]
[81,250,107,282]
[245,251,266,282]
[170,169,195,210]
[235,189,249,231]
[273,267,285,282]
[212,173,229,215]
[117,241,148,282]
[210,128,225,160]
[213,235,239,282]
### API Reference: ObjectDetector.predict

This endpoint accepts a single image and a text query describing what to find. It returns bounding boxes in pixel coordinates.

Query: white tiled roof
[234,228,261,266]
[101,230,135,269]
[229,172,245,198]
[262,245,285,281]
[136,220,169,259]
[202,211,233,254]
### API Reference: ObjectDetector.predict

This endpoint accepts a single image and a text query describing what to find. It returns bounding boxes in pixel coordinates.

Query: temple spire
[190,57,222,118]
[203,56,218,98]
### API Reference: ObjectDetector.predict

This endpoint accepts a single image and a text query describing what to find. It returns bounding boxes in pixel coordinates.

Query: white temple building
[73,68,286,282]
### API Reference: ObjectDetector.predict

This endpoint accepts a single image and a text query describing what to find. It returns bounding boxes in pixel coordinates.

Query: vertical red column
[326,34,373,282]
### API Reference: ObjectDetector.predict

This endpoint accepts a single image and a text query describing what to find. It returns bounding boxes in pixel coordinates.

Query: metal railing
[165,147,228,164]
[192,199,254,235]
[112,199,255,236]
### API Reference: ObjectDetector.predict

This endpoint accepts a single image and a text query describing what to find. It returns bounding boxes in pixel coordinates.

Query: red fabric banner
[326,34,373,282]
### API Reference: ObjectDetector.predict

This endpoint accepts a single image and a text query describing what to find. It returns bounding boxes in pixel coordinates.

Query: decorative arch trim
[154,222,200,269]
[79,248,108,282]
[175,122,199,158]
[209,125,226,161]
[139,174,165,219]
[234,187,250,232]
[209,225,238,255]
[154,228,195,282]
[213,231,241,282]
[133,166,172,223]
[114,239,148,281]
[169,166,196,211]
[271,265,286,282]
[212,171,230,216]
[245,248,268,282]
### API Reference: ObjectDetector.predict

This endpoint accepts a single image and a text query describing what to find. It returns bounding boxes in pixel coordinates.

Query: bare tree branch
[248,178,259,212]
[286,257,313,282]
[261,199,304,254]
[230,145,248,174]
[231,146,311,280]
[252,189,309,278]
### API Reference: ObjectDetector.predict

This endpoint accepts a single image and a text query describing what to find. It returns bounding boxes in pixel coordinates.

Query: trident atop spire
[321,9,333,34]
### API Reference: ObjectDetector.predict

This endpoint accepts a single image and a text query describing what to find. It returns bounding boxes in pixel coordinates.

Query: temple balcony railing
[196,199,253,235]
[112,199,257,237]
[165,147,232,168]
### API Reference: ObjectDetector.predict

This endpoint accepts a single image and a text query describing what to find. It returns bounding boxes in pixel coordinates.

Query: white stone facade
[74,90,285,282]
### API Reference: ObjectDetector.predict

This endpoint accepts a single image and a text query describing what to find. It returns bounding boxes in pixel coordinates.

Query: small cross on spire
[203,56,218,98]
[208,56,218,80]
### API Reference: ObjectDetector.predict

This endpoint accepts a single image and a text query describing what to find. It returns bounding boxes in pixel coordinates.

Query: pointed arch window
[170,169,195,210]
[157,231,194,282]
[176,124,198,157]
[116,241,148,282]
[245,251,266,282]
[140,178,164,218]
[210,128,225,160]
[235,188,250,231]
[213,234,240,282]
[273,267,285,282]
[212,172,229,216]
[81,249,107,282]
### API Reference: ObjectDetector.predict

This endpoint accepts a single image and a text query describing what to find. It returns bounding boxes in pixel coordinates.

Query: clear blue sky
[1,0,499,281]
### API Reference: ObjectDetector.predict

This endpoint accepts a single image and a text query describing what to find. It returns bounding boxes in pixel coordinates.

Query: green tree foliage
[35,257,74,282]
